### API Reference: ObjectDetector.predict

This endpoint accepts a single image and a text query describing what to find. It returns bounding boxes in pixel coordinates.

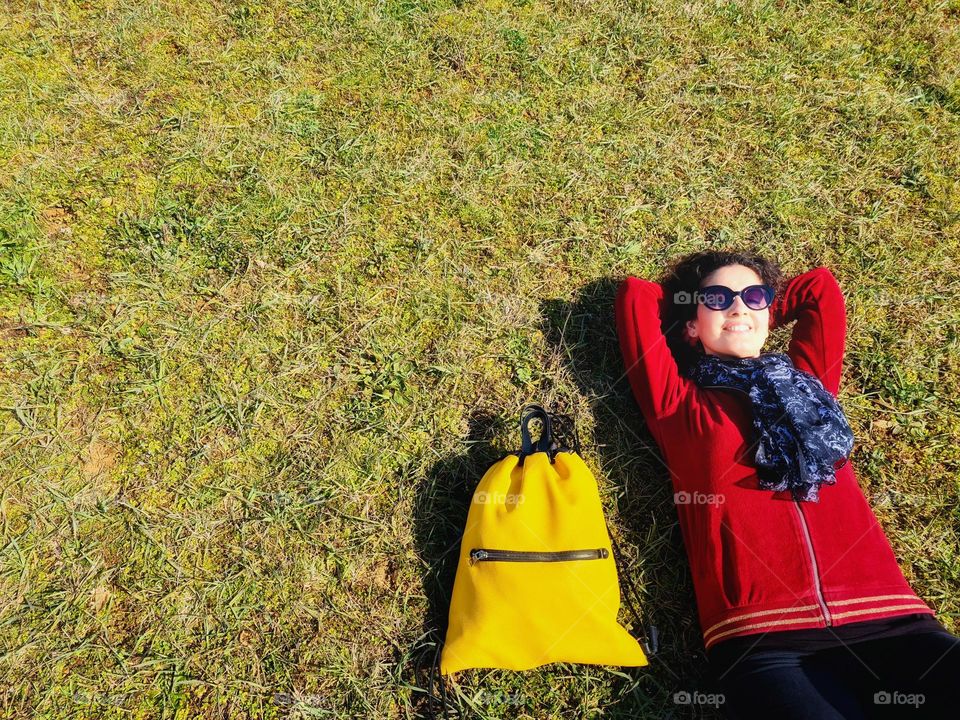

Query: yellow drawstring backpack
[439,404,657,676]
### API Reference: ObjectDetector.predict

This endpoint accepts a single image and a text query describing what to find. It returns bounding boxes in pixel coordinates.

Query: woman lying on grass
[614,249,959,719]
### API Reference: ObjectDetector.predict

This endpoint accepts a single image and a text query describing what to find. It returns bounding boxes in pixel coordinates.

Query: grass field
[2,0,959,717]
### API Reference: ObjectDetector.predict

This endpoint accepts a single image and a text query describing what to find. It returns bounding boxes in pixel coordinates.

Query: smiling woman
[659,251,785,371]
[614,249,960,719]
[685,266,775,360]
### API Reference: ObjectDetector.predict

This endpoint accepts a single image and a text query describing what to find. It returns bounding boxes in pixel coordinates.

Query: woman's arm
[770,266,846,397]
[615,276,689,447]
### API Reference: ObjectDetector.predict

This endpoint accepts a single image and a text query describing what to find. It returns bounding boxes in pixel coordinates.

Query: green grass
[1,0,959,717]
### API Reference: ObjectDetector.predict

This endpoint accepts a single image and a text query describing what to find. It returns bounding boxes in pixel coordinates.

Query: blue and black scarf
[684,352,854,502]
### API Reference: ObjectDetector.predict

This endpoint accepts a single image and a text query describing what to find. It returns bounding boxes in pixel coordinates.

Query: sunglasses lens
[699,287,732,310]
[742,286,771,310]
[697,285,773,310]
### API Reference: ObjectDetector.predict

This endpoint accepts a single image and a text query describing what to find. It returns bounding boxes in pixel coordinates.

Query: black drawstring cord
[426,640,462,719]
[610,534,660,658]
[546,410,581,458]
[414,642,463,720]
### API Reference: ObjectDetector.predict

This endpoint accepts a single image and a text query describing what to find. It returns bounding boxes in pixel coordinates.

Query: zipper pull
[469,549,488,565]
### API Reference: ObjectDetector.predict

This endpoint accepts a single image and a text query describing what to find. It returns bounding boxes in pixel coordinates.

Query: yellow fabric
[440,450,649,674]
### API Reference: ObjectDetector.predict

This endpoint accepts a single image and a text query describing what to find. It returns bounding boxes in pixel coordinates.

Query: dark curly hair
[658,249,785,374]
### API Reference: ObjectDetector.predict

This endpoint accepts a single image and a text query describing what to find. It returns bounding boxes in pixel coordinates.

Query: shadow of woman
[538,277,727,719]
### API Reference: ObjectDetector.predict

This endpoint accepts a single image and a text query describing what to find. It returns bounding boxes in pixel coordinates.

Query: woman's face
[685,264,771,359]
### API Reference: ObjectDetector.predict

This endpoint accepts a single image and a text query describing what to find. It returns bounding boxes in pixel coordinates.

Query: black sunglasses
[697,284,775,311]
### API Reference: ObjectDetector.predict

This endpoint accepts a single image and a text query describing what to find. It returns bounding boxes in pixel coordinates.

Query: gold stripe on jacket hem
[704,601,934,648]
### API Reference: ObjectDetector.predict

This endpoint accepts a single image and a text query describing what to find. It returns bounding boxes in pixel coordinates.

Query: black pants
[708,630,960,719]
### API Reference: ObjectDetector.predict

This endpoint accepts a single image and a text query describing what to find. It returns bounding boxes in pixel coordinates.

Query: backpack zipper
[469,548,609,565]
[702,382,833,626]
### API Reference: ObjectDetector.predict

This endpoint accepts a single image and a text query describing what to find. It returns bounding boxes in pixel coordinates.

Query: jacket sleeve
[770,266,846,397]
[615,276,689,446]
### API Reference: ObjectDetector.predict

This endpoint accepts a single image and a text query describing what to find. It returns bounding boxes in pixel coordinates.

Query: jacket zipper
[469,548,609,565]
[792,500,832,625]
[702,382,833,626]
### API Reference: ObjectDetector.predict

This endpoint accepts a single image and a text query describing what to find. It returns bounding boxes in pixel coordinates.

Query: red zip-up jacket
[614,266,935,650]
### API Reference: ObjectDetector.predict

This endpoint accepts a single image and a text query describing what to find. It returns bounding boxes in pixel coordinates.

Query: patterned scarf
[684,352,854,502]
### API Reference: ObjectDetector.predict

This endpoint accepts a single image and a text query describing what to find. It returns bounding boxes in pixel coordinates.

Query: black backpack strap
[519,404,585,465]
[519,404,553,464]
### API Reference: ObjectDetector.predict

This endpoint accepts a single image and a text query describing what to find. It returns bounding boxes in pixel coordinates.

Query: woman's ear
[683,320,699,347]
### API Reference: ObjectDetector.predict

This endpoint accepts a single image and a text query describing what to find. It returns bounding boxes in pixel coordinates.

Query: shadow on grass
[406,411,511,718]
[402,278,726,719]
[538,277,727,720]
